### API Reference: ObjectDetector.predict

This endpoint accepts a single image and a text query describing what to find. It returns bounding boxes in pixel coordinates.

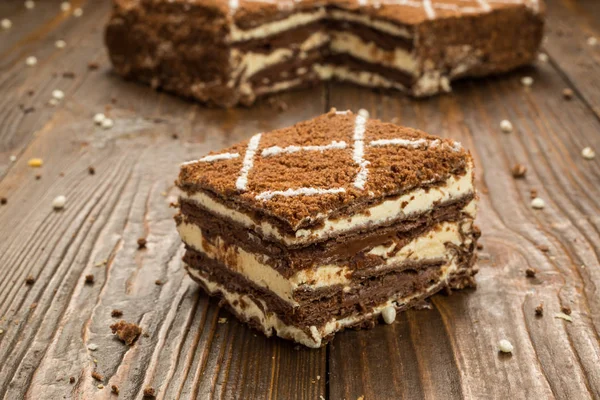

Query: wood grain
[0,0,599,399]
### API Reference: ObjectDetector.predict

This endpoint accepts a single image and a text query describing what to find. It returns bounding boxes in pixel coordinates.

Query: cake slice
[106,0,545,107]
[175,109,479,347]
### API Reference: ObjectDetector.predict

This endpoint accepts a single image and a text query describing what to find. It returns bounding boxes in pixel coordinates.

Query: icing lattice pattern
[229,0,540,18]
[183,110,462,201]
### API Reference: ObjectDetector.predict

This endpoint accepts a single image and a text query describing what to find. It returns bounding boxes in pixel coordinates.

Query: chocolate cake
[106,0,545,107]
[175,109,480,347]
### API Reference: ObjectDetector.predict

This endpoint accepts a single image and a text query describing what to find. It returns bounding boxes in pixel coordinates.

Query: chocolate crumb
[111,97,117,104]
[171,133,179,139]
[561,306,572,315]
[69,376,75,384]
[525,268,537,278]
[23,106,35,114]
[511,163,527,178]
[25,275,35,285]
[85,274,95,284]
[476,243,484,250]
[62,71,76,79]
[137,238,147,249]
[27,89,34,96]
[111,309,123,318]
[110,320,142,346]
[143,387,156,398]
[537,244,550,252]
[88,166,95,175]
[535,303,544,316]
[562,88,574,100]
[111,384,119,395]
[35,174,41,180]
[88,62,99,70]
[154,280,162,286]
[530,189,538,199]
[91,371,103,382]
[0,197,6,205]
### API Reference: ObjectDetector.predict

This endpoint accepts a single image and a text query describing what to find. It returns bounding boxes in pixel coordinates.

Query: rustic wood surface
[0,0,599,399]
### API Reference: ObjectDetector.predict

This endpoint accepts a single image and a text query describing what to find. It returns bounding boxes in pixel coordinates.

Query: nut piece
[535,303,544,316]
[498,339,514,353]
[85,274,95,284]
[500,120,513,133]
[52,195,67,210]
[531,197,545,209]
[143,387,156,398]
[581,147,595,160]
[525,268,537,278]
[110,320,142,346]
[511,164,527,178]
[381,306,396,325]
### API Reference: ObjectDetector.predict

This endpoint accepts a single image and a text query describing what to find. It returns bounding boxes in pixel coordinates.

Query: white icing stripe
[369,138,430,148]
[236,133,262,191]
[182,152,240,166]
[423,0,436,19]
[352,114,369,190]
[476,0,492,11]
[261,141,347,157]
[256,187,346,201]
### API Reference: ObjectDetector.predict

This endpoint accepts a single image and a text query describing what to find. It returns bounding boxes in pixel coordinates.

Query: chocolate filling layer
[184,247,476,329]
[178,193,474,276]
[326,53,417,86]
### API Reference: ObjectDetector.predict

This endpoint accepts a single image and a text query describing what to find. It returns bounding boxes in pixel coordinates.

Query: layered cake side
[175,110,480,347]
[106,0,545,107]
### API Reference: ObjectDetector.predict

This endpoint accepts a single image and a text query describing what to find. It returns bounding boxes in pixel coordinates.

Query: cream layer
[181,165,474,246]
[228,8,412,43]
[330,31,418,74]
[178,216,473,306]
[187,256,462,348]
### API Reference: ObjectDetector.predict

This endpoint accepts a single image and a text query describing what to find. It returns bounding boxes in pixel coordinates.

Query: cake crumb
[581,147,595,160]
[500,120,513,133]
[562,88,574,100]
[110,320,142,345]
[111,309,123,318]
[25,275,35,285]
[137,238,147,249]
[155,280,163,286]
[111,385,119,395]
[525,268,537,278]
[535,303,544,316]
[511,163,527,178]
[69,376,75,384]
[498,339,513,353]
[531,197,545,209]
[143,387,156,398]
[88,166,95,175]
[88,62,99,70]
[85,274,95,284]
[91,371,103,382]
[555,312,573,322]
[561,306,572,315]
[381,306,396,324]
[0,197,6,205]
[537,245,550,252]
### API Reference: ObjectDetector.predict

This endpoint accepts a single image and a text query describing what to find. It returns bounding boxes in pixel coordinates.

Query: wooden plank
[327,45,600,399]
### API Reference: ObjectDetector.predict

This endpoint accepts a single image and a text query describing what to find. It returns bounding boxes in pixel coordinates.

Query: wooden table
[1,1,599,399]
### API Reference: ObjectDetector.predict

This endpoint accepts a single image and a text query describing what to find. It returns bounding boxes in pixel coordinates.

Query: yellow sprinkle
[28,158,43,168]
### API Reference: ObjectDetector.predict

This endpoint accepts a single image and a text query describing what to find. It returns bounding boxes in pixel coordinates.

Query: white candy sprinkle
[87,343,98,351]
[537,53,548,63]
[554,312,573,322]
[500,120,513,133]
[531,197,545,209]
[498,339,514,353]
[10,155,17,162]
[581,147,595,160]
[1,19,12,30]
[358,108,370,119]
[521,76,534,87]
[48,98,59,106]
[588,37,598,46]
[73,7,83,17]
[381,306,396,324]
[93,113,106,124]
[55,40,66,49]
[101,118,114,129]
[52,195,67,210]
[25,56,37,66]
[52,89,64,100]
[60,2,71,11]
[25,1,35,9]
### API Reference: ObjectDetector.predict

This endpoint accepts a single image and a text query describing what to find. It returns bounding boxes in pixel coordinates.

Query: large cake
[175,110,480,347]
[106,0,545,107]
